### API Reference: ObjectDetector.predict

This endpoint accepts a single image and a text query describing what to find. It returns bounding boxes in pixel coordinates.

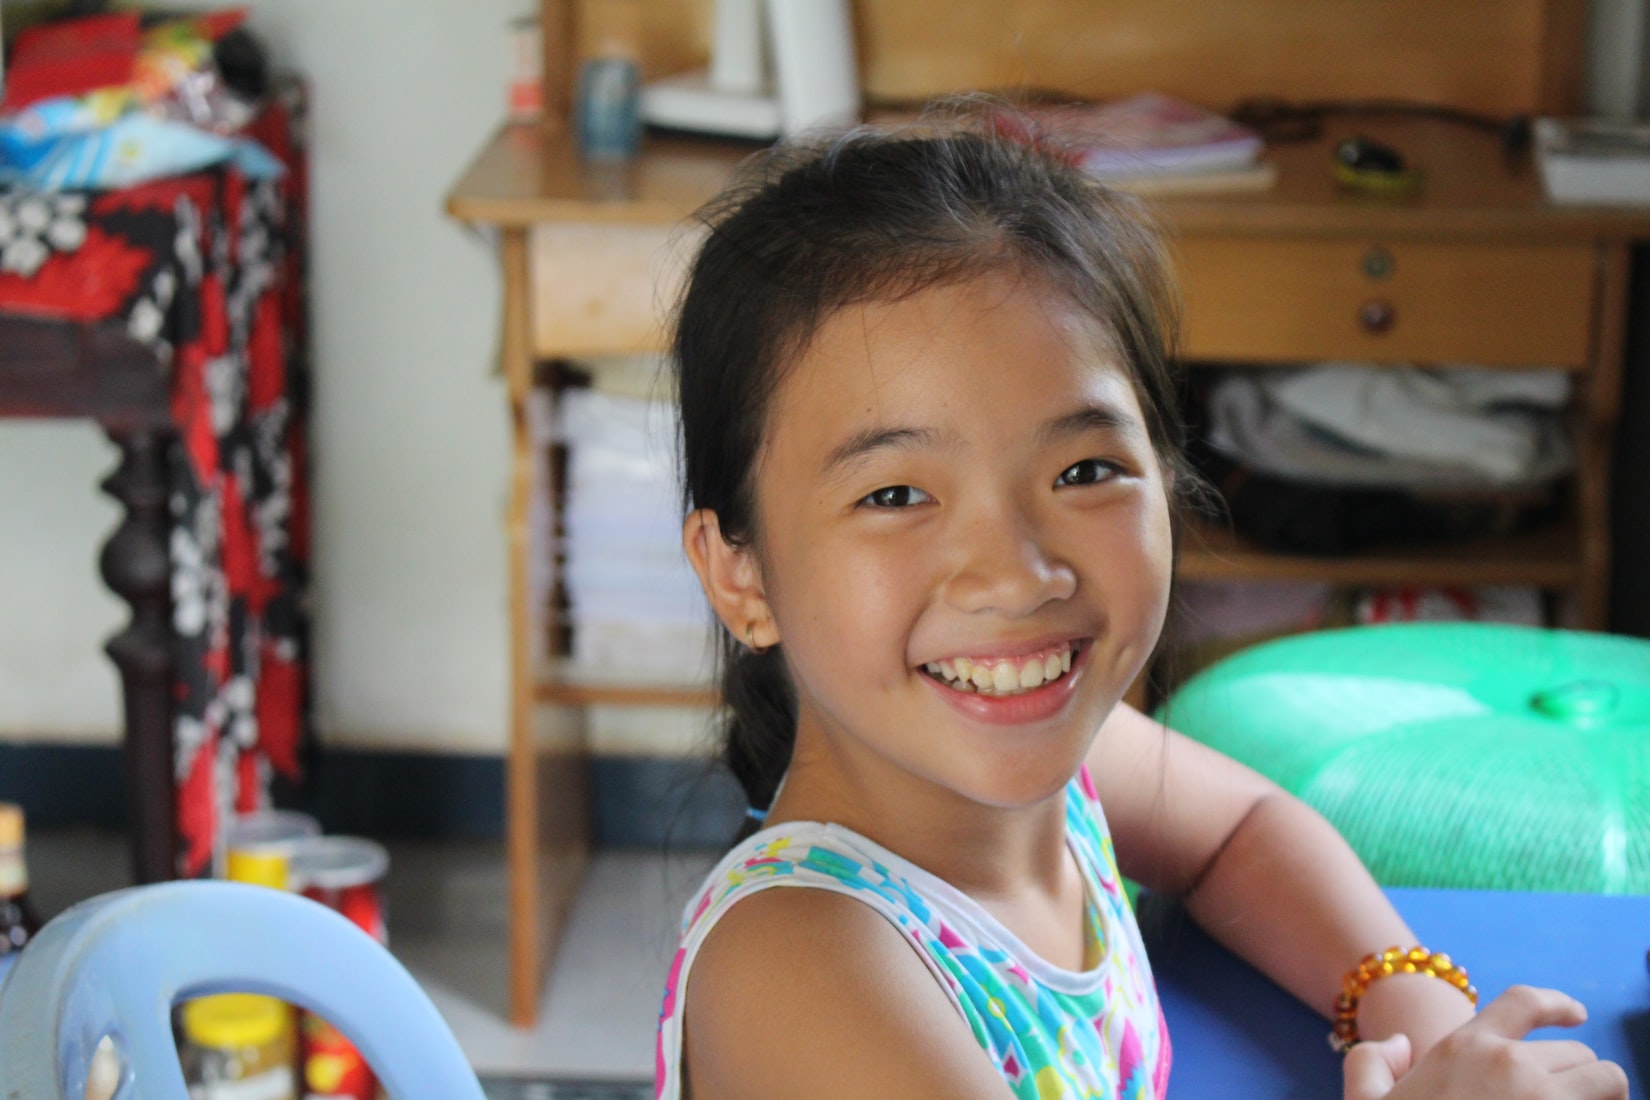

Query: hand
[1342,986,1629,1100]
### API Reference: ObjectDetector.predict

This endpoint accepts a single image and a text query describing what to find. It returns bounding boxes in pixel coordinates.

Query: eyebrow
[823,425,947,476]
[821,401,1144,478]
[1037,402,1145,446]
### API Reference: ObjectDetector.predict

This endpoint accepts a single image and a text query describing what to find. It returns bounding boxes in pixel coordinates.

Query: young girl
[653,121,1627,1100]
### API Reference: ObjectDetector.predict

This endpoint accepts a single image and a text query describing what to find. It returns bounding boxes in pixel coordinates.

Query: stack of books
[998,92,1275,195]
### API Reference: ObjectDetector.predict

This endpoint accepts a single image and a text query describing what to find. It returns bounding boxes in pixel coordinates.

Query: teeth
[924,644,1077,697]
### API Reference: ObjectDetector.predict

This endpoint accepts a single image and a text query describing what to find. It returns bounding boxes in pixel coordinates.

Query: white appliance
[639,0,860,140]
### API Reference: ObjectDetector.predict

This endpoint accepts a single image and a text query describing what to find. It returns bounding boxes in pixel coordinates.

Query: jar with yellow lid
[178,994,297,1100]
[0,802,41,965]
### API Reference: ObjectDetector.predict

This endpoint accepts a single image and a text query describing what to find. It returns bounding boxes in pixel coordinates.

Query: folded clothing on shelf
[1193,362,1571,555]
[1204,363,1573,492]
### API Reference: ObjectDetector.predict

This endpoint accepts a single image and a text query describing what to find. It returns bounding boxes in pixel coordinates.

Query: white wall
[0,1,1644,753]
[0,0,529,751]
[1587,0,1650,116]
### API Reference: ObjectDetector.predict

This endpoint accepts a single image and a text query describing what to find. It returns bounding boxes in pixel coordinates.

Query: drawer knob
[1359,298,1396,334]
[1362,247,1395,280]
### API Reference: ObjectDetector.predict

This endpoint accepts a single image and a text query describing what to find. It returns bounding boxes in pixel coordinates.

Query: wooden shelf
[536,661,717,707]
[1178,517,1582,587]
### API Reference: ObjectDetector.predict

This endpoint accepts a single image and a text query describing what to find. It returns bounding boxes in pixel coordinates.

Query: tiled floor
[30,826,715,1085]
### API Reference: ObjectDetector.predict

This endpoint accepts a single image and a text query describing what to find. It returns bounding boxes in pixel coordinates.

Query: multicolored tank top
[655,766,1171,1099]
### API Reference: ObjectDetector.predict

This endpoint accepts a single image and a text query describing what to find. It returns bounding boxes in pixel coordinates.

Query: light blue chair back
[0,880,485,1100]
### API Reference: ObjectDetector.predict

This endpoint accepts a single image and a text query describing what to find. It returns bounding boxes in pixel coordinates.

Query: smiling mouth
[921,642,1080,697]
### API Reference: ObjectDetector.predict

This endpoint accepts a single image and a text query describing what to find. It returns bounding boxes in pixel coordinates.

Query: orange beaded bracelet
[1329,946,1478,1052]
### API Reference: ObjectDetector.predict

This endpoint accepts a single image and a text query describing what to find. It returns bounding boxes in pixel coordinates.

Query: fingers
[1342,1033,1409,1100]
[1471,985,1587,1039]
[1518,1038,1601,1075]
[1557,1058,1632,1100]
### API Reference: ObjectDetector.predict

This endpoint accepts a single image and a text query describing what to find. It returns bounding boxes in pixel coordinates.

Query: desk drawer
[1173,238,1597,367]
[529,223,696,357]
[534,224,702,357]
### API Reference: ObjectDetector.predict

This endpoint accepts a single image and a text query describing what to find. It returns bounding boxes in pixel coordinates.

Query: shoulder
[684,884,1009,1100]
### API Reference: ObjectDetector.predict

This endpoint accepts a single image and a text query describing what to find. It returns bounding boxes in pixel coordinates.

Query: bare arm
[1088,702,1474,1058]
[684,887,1012,1099]
[1091,703,1627,1099]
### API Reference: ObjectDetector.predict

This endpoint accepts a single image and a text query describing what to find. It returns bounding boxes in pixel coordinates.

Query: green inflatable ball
[1157,623,1650,895]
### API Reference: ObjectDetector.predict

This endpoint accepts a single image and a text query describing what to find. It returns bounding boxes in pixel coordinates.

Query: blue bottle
[576,55,642,160]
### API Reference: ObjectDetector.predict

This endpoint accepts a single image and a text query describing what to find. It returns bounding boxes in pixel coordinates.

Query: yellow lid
[182,994,289,1050]
[0,804,23,849]
[226,849,289,891]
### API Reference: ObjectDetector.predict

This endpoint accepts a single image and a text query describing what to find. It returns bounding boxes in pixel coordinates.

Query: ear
[683,509,779,650]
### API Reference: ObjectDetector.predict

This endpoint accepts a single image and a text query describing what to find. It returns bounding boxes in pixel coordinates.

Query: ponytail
[719,640,796,820]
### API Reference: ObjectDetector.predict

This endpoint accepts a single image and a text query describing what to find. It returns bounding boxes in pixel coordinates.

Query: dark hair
[672,116,1196,820]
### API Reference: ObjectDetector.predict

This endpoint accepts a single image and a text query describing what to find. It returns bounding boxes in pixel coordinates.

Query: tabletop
[447,116,1650,242]
[1142,887,1650,1098]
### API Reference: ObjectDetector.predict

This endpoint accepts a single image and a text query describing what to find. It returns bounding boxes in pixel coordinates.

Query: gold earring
[745,621,771,654]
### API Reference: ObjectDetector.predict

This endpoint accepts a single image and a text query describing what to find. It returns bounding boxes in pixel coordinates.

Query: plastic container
[1160,623,1650,894]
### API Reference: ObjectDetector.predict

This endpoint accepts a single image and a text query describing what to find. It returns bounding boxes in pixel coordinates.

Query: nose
[943,505,1077,617]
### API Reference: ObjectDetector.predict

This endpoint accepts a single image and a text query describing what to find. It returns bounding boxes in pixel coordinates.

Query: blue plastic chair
[0,880,485,1100]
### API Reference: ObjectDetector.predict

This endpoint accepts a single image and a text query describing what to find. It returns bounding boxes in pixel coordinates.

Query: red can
[292,836,387,944]
[290,837,389,1100]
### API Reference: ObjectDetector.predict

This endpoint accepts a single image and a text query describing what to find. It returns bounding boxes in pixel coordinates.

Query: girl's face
[739,267,1173,811]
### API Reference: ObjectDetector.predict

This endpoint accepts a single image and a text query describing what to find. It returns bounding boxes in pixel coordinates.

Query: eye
[860,485,933,509]
[1055,458,1122,488]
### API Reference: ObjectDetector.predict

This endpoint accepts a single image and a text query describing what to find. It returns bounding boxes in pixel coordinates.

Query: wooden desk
[447,117,1650,1024]
[1144,887,1650,1097]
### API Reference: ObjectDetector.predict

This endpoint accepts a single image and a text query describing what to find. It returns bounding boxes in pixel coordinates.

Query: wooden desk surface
[447,116,1650,241]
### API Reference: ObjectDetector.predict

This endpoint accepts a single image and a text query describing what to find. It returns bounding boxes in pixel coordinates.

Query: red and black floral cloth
[0,87,310,877]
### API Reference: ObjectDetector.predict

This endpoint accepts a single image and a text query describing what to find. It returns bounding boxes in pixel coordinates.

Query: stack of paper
[554,388,714,684]
[1535,118,1650,204]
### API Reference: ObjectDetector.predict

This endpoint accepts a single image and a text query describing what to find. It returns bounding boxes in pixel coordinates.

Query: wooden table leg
[98,426,178,884]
